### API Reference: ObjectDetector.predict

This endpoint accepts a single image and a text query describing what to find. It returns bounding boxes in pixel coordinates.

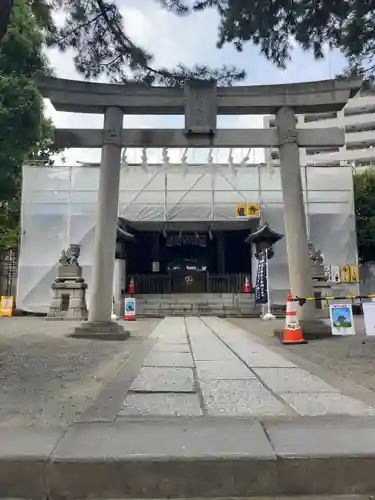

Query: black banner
[255,250,268,304]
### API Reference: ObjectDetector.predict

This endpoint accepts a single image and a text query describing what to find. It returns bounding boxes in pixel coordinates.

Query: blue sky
[46,0,347,165]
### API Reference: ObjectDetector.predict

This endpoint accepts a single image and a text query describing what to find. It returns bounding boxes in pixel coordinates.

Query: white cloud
[46,1,342,166]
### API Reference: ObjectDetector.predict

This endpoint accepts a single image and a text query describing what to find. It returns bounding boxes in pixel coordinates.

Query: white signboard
[363,302,375,336]
[329,265,341,284]
[124,297,136,319]
[329,303,355,336]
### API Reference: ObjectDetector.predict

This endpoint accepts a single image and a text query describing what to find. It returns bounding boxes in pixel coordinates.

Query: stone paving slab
[151,342,190,352]
[195,360,256,380]
[143,351,194,368]
[129,366,195,393]
[202,316,297,368]
[191,344,236,361]
[200,379,292,416]
[120,393,202,416]
[281,392,375,416]
[198,317,375,417]
[253,367,338,394]
[119,317,375,419]
[150,317,187,343]
[241,352,298,368]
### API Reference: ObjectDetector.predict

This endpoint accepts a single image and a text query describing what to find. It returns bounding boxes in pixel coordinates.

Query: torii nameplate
[184,80,217,135]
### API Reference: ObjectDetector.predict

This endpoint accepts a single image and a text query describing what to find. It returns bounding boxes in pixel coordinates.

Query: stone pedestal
[71,321,129,341]
[46,264,88,321]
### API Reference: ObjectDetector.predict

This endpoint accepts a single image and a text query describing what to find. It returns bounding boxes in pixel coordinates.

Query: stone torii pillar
[276,106,330,336]
[73,107,128,338]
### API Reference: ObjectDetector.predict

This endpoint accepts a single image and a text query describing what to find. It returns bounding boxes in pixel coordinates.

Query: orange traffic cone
[243,276,251,293]
[281,292,307,345]
[128,277,135,295]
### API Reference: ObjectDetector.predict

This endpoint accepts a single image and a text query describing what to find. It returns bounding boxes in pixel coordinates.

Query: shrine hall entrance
[122,223,254,294]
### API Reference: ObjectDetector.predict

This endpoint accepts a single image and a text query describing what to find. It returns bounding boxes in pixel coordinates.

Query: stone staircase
[135,293,262,317]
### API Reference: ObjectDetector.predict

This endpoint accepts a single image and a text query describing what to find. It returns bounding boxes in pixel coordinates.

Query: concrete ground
[1,315,375,424]
[3,315,375,499]
[0,316,159,427]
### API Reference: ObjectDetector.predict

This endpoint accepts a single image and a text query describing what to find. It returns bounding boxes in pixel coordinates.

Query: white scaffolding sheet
[17,164,357,312]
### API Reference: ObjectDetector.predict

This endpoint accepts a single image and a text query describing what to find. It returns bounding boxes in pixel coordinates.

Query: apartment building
[264,89,375,168]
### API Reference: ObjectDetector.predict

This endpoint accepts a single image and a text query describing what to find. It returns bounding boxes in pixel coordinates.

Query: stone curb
[2,417,375,499]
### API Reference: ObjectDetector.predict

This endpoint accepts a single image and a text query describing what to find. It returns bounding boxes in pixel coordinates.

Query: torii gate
[37,76,361,336]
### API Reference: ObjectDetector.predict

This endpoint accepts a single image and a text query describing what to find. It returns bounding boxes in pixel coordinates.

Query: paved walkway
[119,316,375,418]
[3,316,375,499]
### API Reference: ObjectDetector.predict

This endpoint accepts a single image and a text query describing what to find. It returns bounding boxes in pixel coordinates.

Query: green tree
[41,0,375,84]
[3,1,375,84]
[0,0,55,253]
[354,169,375,263]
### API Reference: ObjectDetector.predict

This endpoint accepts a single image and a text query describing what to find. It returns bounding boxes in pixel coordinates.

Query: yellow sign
[246,203,260,217]
[236,205,247,217]
[340,265,351,283]
[340,264,359,283]
[350,265,359,283]
[236,203,260,218]
[0,296,14,317]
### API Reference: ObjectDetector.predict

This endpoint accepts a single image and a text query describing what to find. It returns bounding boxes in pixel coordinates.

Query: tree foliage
[157,0,375,80]
[44,0,245,86]
[25,0,372,85]
[354,169,375,263]
[0,0,56,252]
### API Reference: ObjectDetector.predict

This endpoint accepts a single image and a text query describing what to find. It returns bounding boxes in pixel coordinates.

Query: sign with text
[340,265,351,283]
[236,203,260,218]
[124,297,136,320]
[0,296,13,317]
[329,303,355,336]
[339,264,359,283]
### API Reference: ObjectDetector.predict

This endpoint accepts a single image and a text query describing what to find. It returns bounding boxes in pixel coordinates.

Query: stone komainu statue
[59,244,80,266]
[47,243,87,320]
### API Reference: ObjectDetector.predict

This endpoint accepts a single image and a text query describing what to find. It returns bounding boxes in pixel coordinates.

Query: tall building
[264,89,375,168]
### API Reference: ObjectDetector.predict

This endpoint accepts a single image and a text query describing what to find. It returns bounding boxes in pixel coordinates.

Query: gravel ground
[230,316,375,394]
[0,317,159,427]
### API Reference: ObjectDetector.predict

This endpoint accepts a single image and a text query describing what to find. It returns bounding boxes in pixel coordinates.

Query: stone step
[4,418,375,499]
[134,292,259,317]
[138,310,261,318]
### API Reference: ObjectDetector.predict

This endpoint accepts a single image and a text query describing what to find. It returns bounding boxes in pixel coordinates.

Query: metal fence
[131,272,248,294]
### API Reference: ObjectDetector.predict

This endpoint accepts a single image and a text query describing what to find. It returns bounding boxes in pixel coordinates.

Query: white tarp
[17,163,357,312]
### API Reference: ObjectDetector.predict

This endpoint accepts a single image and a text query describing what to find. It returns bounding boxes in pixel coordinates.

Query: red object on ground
[128,277,135,295]
[243,276,251,293]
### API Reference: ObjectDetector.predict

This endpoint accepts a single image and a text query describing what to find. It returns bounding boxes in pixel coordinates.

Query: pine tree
[3,1,375,84]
